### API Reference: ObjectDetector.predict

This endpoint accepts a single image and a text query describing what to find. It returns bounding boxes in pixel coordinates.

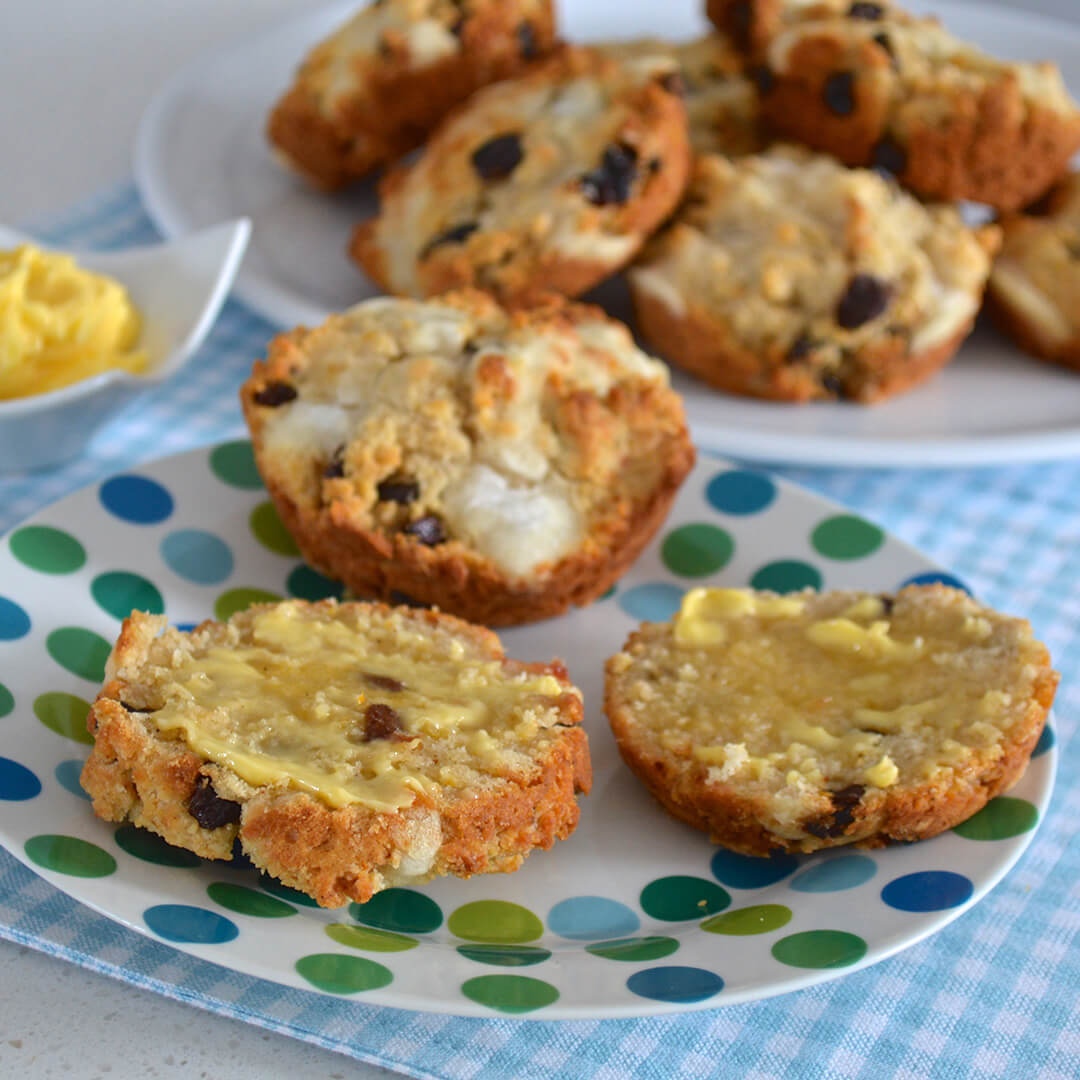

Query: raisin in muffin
[81,600,591,907]
[595,34,764,156]
[628,147,999,403]
[268,0,557,190]
[240,291,695,626]
[708,0,1080,211]
[605,586,1057,855]
[349,46,691,302]
[988,173,1080,370]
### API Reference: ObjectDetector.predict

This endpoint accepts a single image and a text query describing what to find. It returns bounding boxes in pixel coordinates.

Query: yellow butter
[674,587,805,645]
[0,244,147,400]
[149,604,568,812]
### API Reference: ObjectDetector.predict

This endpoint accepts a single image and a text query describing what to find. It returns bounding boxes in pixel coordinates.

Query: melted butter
[150,605,568,812]
[675,587,805,645]
[653,588,1008,790]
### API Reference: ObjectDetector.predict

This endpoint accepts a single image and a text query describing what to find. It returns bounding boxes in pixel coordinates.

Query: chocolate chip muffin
[708,0,1080,211]
[268,0,557,190]
[605,586,1057,855]
[80,600,591,907]
[595,34,764,156]
[240,290,695,626]
[988,173,1080,370]
[349,46,691,302]
[628,147,999,403]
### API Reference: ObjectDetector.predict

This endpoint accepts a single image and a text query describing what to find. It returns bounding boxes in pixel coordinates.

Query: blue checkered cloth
[1,186,1078,1080]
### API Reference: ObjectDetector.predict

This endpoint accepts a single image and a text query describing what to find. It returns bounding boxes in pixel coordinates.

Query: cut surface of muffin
[81,600,591,907]
[629,147,999,402]
[605,585,1057,854]
[268,0,557,189]
[349,46,691,302]
[711,0,1080,210]
[241,290,694,625]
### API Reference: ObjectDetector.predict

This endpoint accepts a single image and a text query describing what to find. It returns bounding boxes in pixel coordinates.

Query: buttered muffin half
[240,290,694,626]
[80,600,591,907]
[605,586,1057,854]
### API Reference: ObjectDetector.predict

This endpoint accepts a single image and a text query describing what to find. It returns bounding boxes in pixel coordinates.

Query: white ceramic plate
[0,443,1055,1018]
[134,0,1080,468]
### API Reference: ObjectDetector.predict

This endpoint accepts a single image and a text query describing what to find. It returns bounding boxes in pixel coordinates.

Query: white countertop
[1,1,1075,1077]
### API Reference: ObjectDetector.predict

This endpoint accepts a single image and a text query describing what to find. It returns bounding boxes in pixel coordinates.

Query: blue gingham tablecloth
[1,185,1079,1080]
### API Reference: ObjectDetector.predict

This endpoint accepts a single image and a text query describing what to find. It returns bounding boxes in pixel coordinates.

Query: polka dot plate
[0,443,1055,1019]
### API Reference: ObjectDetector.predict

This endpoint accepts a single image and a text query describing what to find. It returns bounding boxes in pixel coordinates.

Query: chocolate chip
[471,133,524,181]
[786,334,816,363]
[871,136,906,176]
[230,837,255,870]
[363,673,405,693]
[647,157,662,174]
[404,515,446,546]
[659,71,686,97]
[421,222,479,258]
[450,16,465,36]
[581,144,639,206]
[323,446,345,479]
[517,20,537,59]
[848,1,885,18]
[805,784,865,839]
[836,273,891,329]
[878,593,895,615]
[253,381,297,407]
[821,373,846,398]
[823,71,856,115]
[751,65,776,95]
[728,0,753,52]
[187,775,242,830]
[361,702,403,742]
[377,477,419,504]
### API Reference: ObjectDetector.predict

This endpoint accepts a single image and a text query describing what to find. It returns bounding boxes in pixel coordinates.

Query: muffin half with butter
[605,585,1057,854]
[241,290,695,626]
[80,599,591,907]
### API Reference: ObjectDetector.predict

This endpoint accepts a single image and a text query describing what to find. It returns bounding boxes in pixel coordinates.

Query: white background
[0,1,1074,1077]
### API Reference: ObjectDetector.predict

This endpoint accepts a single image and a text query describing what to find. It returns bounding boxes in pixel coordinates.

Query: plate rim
[0,440,1058,1019]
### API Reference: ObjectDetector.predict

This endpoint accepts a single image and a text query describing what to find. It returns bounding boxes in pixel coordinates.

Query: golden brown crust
[268,1,558,190]
[605,586,1059,855]
[240,291,695,626]
[760,34,1080,212]
[632,279,972,404]
[81,602,592,908]
[707,0,782,56]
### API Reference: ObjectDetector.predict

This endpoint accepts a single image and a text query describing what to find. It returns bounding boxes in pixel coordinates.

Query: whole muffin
[708,0,1080,211]
[268,0,557,190]
[349,46,691,303]
[988,173,1080,370]
[240,290,695,626]
[629,147,999,403]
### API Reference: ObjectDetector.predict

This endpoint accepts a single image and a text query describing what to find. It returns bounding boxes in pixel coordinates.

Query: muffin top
[631,147,998,367]
[757,0,1078,116]
[242,290,689,579]
[296,0,552,115]
[350,46,690,301]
